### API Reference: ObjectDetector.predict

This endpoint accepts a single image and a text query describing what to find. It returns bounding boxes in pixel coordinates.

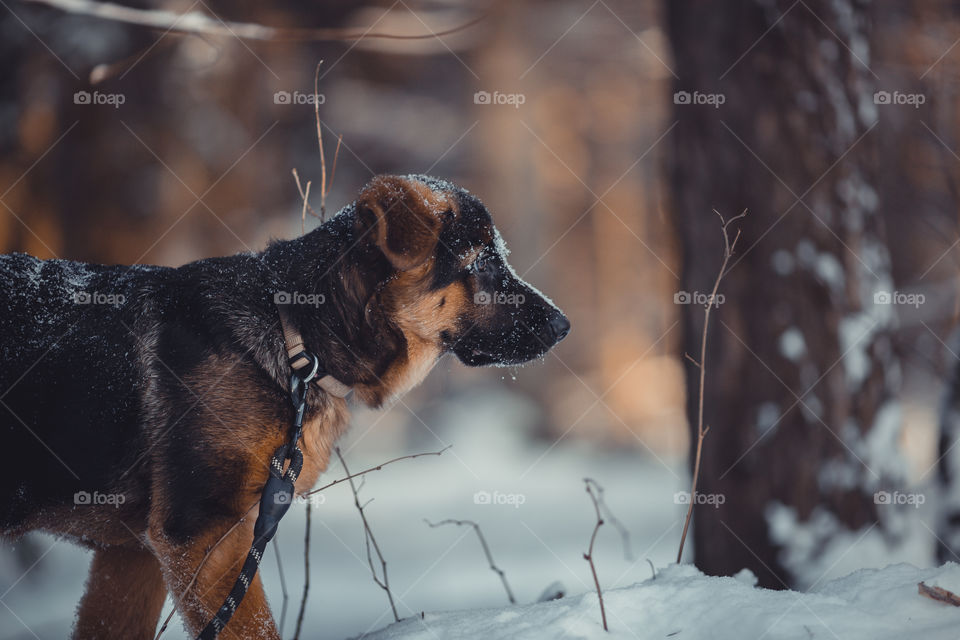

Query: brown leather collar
[276,304,352,398]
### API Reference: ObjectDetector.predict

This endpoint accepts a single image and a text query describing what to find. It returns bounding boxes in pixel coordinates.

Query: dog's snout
[547,313,570,343]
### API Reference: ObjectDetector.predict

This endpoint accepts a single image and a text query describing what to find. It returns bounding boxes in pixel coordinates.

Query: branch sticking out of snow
[677,208,746,563]
[583,478,609,632]
[425,518,516,605]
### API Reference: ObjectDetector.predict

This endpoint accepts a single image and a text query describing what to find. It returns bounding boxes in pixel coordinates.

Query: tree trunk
[666,0,904,588]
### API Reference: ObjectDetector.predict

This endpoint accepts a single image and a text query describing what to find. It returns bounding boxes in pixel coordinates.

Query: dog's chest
[294,399,351,493]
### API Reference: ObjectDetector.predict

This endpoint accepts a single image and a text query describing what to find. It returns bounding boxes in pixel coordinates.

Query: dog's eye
[473,255,491,273]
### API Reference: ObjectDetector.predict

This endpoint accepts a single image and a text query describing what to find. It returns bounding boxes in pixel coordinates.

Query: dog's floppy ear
[357,175,443,270]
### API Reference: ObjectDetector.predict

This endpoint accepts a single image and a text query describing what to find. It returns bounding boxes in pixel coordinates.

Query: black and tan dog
[0,174,569,639]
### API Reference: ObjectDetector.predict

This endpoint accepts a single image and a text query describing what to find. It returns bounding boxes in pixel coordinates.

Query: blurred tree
[667,0,904,588]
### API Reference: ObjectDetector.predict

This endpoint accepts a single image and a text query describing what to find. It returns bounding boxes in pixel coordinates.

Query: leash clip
[289,351,320,384]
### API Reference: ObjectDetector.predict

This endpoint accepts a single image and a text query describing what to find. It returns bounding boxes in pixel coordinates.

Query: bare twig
[303,446,451,497]
[583,478,608,632]
[312,62,342,221]
[292,61,344,229]
[585,481,633,562]
[676,208,746,563]
[315,62,327,220]
[919,581,960,606]
[154,499,260,640]
[335,447,400,622]
[424,518,516,604]
[25,0,485,42]
[292,500,312,640]
[295,173,313,235]
[292,169,318,219]
[273,536,289,635]
[326,135,343,218]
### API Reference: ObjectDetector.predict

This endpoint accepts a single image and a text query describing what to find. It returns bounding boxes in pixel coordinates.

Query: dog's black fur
[0,174,568,638]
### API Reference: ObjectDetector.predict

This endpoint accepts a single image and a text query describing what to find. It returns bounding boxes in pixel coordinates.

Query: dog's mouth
[451,329,565,368]
[448,335,501,367]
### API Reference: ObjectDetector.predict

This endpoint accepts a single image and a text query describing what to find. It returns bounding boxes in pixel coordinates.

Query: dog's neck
[260,211,413,407]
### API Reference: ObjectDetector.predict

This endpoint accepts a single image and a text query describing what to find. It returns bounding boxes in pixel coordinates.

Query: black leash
[196,353,318,639]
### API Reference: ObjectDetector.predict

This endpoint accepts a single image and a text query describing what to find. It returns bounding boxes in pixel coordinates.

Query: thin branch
[424,518,516,604]
[335,447,400,622]
[315,62,327,220]
[584,480,633,562]
[919,581,960,606]
[292,61,344,229]
[296,175,313,235]
[313,62,343,220]
[25,0,486,42]
[273,536,289,635]
[326,135,343,218]
[292,169,319,221]
[303,446,451,497]
[676,208,746,563]
[154,499,260,640]
[292,500,312,640]
[583,478,608,632]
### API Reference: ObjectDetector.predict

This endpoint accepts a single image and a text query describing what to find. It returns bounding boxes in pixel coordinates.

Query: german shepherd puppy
[0,174,569,639]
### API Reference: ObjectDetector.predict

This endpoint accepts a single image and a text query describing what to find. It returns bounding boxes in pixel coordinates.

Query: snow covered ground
[362,563,960,640]
[0,386,951,639]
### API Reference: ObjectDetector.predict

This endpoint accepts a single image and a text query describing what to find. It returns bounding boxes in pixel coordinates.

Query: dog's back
[0,253,164,533]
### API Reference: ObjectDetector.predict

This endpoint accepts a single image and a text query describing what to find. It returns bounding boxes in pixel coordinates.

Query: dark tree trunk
[666,0,903,588]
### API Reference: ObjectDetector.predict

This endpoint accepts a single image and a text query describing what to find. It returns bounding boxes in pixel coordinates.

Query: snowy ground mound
[361,563,960,640]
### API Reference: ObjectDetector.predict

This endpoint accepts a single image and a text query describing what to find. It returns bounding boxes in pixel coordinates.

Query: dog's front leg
[151,517,280,640]
[72,544,167,640]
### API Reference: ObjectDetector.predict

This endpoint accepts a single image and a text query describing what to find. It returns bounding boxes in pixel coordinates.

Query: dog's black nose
[548,313,570,342]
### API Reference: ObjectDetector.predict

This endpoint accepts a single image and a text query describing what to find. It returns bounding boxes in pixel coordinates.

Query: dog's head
[360,175,569,366]
[285,174,568,405]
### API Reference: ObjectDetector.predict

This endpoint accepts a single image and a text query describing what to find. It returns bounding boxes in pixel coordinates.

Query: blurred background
[2,0,960,638]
